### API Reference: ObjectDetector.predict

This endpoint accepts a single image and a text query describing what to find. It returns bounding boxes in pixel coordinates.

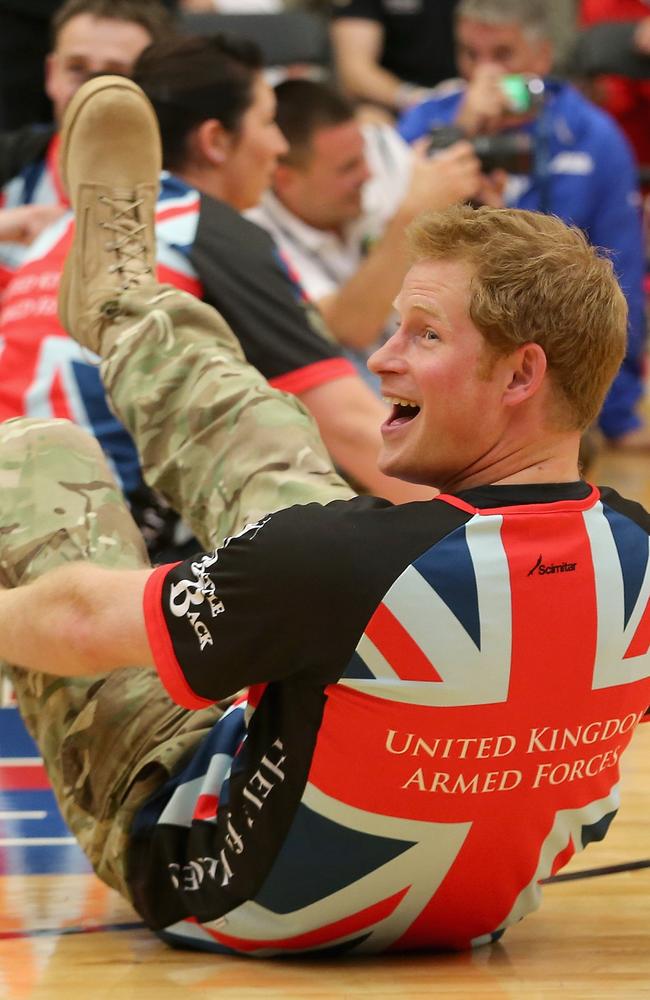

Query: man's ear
[503,342,547,407]
[193,118,231,167]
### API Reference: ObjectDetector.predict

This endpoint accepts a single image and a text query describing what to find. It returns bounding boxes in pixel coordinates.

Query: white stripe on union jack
[344,513,513,706]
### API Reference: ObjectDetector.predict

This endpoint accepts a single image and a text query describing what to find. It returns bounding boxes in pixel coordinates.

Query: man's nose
[367,329,407,375]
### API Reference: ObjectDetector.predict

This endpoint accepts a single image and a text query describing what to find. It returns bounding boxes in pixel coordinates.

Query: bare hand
[454,65,536,137]
[454,64,511,136]
[398,140,483,219]
[0,204,67,245]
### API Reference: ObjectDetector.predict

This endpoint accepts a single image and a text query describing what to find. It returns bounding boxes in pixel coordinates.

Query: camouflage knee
[0,417,160,897]
[0,416,148,587]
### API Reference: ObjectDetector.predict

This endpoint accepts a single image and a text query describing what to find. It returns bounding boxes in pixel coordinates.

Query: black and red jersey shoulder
[144,481,650,707]
[143,494,471,704]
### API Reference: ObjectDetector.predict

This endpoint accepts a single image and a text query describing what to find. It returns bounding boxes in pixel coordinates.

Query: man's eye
[424,328,438,341]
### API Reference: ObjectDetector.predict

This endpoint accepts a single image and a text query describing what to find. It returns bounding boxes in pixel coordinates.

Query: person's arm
[0,203,67,244]
[331,18,409,112]
[397,91,461,144]
[0,564,153,677]
[316,141,483,349]
[298,375,434,502]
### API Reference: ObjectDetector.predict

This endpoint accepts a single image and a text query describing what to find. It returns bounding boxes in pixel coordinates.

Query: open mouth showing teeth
[385,396,421,426]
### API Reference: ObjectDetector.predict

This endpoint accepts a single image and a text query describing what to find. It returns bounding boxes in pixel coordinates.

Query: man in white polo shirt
[248,79,492,390]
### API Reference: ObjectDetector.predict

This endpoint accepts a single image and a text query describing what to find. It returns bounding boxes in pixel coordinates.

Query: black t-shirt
[331,0,459,89]
[130,483,650,954]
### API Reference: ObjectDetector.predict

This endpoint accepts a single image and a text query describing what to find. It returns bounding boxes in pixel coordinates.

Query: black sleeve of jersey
[145,495,470,705]
[330,0,383,22]
[189,195,343,382]
[0,125,54,186]
[599,485,650,533]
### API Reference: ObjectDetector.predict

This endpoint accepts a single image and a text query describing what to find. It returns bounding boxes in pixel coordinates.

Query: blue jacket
[398,81,646,438]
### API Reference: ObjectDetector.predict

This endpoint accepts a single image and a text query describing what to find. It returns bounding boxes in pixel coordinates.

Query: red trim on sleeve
[143,564,216,710]
[269,357,355,396]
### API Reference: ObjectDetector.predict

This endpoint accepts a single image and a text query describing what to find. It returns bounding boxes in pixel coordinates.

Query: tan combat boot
[57,75,161,355]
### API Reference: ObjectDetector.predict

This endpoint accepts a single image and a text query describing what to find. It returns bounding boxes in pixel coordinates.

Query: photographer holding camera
[398,0,649,453]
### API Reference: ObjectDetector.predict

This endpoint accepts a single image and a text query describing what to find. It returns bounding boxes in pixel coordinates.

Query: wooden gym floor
[0,418,649,1000]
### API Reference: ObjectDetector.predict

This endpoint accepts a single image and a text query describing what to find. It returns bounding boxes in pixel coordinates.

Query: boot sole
[59,76,154,197]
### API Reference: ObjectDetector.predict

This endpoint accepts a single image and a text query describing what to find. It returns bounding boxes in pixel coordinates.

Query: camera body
[427,125,534,174]
[427,75,544,174]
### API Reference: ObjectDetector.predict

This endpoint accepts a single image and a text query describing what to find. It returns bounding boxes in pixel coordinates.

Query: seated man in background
[1,75,648,956]
[248,78,491,389]
[398,0,649,452]
[0,0,174,288]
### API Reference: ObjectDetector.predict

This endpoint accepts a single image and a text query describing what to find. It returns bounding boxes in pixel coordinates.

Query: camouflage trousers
[0,284,353,905]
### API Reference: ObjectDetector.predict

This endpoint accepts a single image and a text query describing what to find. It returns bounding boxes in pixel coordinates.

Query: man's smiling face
[368,258,514,489]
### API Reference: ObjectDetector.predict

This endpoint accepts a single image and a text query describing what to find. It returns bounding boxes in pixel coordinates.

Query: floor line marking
[0,837,76,846]
[543,858,650,883]
[0,921,144,941]
[0,811,47,820]
[0,758,43,766]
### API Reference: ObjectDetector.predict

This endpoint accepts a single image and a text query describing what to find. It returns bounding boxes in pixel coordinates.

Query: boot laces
[99,193,153,289]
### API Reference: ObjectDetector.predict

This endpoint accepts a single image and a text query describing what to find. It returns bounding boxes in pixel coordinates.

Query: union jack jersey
[135,483,650,955]
[0,129,65,290]
[0,211,142,494]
